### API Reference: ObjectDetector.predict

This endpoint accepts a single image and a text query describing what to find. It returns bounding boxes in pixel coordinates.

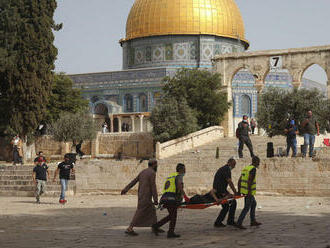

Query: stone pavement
[1,195,330,248]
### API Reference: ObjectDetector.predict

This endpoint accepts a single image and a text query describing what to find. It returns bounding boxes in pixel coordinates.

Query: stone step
[0,180,75,186]
[0,190,74,197]
[0,184,74,191]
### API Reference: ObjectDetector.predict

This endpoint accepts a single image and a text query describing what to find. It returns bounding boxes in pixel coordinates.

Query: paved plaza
[1,195,330,248]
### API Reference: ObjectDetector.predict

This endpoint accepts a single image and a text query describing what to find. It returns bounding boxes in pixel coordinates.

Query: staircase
[159,135,288,165]
[0,164,75,197]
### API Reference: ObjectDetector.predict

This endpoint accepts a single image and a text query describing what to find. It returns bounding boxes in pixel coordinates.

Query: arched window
[241,95,251,116]
[124,94,133,112]
[94,104,108,115]
[139,94,148,112]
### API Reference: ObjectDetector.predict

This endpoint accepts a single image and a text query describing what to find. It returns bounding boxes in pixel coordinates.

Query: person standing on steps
[301,110,319,158]
[53,154,75,204]
[32,157,50,204]
[236,115,255,158]
[121,159,161,236]
[284,119,298,157]
[250,118,256,135]
[235,156,262,229]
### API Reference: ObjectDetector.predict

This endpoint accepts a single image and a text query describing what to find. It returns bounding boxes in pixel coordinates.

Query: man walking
[32,157,50,204]
[121,159,160,236]
[210,158,239,227]
[284,119,298,157]
[235,156,262,229]
[301,110,319,157]
[237,115,255,158]
[152,163,189,238]
[53,154,75,204]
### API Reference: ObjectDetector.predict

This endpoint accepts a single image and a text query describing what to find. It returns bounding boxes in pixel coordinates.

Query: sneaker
[250,221,262,226]
[167,232,180,238]
[227,221,237,226]
[151,225,159,236]
[59,199,65,204]
[125,230,138,236]
[214,222,226,228]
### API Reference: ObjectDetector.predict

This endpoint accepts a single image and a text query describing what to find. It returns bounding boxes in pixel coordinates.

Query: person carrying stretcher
[209,158,240,228]
[152,163,189,238]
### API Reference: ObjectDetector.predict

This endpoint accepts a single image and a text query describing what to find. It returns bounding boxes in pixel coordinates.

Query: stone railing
[155,126,224,159]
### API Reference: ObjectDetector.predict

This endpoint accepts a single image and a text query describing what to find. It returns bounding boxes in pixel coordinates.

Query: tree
[0,0,61,138]
[50,112,97,146]
[150,97,199,143]
[257,87,328,137]
[163,68,229,129]
[45,73,89,124]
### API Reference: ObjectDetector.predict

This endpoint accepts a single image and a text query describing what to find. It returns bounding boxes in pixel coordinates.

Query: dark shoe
[125,230,138,236]
[151,225,159,236]
[227,221,237,226]
[156,228,165,233]
[234,224,247,230]
[214,222,226,228]
[250,221,262,226]
[167,232,180,238]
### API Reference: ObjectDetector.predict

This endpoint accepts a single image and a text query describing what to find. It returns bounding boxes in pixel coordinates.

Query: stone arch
[93,103,108,115]
[301,63,328,93]
[300,63,328,83]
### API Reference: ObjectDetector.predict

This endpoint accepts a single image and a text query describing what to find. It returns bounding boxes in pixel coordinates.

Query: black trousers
[155,204,178,233]
[214,199,237,225]
[238,136,254,158]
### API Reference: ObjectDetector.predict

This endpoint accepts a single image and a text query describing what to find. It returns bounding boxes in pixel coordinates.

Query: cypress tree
[0,0,61,139]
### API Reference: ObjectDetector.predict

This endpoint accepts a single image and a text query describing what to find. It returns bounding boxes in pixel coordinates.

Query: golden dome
[125,0,248,46]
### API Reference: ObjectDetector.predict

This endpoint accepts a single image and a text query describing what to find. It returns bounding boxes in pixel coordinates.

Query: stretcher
[179,195,245,210]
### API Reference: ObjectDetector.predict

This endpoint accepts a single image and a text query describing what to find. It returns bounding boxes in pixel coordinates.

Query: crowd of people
[121,156,261,238]
[236,110,320,158]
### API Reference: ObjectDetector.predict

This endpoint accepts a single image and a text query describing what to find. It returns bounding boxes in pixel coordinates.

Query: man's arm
[237,176,242,194]
[121,175,139,195]
[316,121,320,136]
[150,173,158,205]
[32,171,37,184]
[247,173,256,196]
[53,168,59,182]
[47,170,50,181]
[210,189,221,203]
[227,178,238,195]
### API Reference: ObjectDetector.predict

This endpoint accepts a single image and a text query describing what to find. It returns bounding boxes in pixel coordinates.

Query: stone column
[118,116,122,133]
[139,115,144,132]
[255,81,265,136]
[292,81,302,89]
[130,115,135,133]
[326,69,330,99]
[109,115,114,133]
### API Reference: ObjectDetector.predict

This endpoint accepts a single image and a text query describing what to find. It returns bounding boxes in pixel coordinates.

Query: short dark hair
[243,115,248,119]
[38,151,43,155]
[148,159,157,167]
[64,154,70,159]
[176,163,185,172]
[252,156,260,165]
[227,158,236,164]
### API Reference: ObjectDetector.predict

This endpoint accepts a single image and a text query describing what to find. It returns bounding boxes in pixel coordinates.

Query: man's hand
[120,189,127,195]
[33,180,37,185]
[154,201,158,206]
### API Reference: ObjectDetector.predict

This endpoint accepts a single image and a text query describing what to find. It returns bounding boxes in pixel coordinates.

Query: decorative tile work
[129,47,135,66]
[189,41,198,60]
[146,46,152,62]
[221,45,232,54]
[202,44,213,60]
[135,48,144,64]
[174,43,188,60]
[152,46,164,61]
[165,43,173,60]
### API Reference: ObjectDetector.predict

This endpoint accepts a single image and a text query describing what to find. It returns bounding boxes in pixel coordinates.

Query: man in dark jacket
[237,115,255,158]
[210,158,239,227]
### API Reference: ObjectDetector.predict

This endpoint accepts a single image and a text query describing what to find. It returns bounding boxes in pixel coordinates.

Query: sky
[53,0,330,84]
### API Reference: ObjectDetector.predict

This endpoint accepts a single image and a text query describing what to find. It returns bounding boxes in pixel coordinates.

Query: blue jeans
[302,133,315,157]
[237,195,257,225]
[286,137,297,157]
[60,179,68,200]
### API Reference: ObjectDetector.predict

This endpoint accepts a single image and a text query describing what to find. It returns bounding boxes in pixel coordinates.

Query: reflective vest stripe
[240,165,256,195]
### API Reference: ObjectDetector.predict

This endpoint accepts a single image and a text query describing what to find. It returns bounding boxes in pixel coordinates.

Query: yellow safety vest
[240,165,256,195]
[162,172,179,194]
